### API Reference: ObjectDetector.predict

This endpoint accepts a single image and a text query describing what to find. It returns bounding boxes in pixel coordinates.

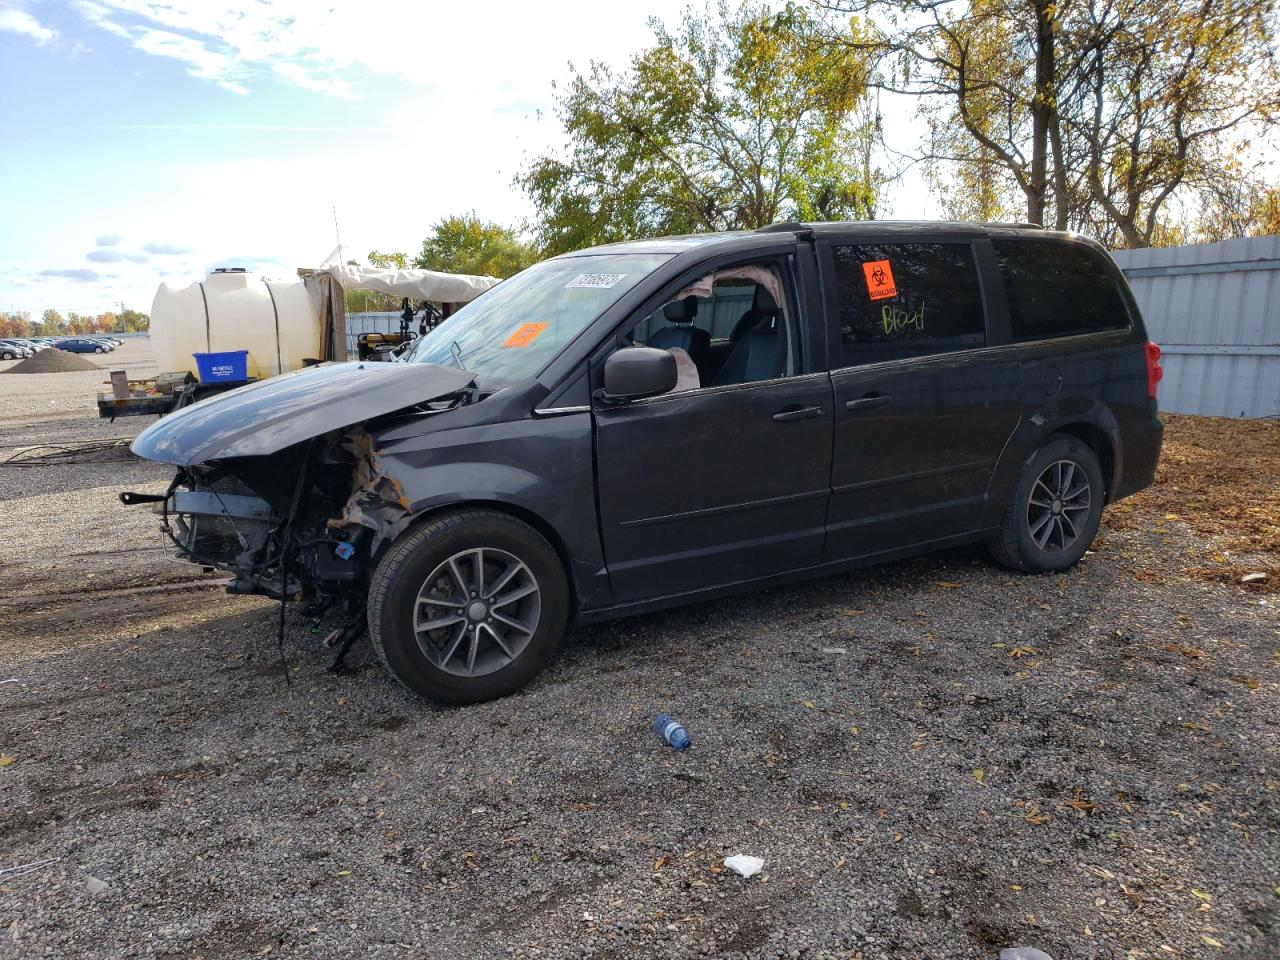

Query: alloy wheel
[413,547,541,677]
[1027,459,1091,553]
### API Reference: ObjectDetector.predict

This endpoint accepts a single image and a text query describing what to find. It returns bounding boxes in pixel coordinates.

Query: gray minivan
[125,222,1164,703]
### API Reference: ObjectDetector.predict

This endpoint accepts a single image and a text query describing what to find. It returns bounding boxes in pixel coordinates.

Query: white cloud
[132,27,248,94]
[142,242,194,255]
[0,8,57,45]
[86,249,123,262]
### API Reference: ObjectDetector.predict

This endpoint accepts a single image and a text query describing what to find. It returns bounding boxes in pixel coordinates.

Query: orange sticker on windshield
[502,322,548,348]
[862,260,897,300]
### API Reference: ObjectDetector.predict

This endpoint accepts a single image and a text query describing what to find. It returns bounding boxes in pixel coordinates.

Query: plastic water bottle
[654,714,691,750]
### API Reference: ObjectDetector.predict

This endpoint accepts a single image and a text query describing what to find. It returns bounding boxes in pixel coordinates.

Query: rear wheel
[368,509,569,704]
[988,435,1105,573]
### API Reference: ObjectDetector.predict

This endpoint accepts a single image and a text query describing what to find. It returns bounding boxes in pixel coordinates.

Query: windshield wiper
[449,339,467,371]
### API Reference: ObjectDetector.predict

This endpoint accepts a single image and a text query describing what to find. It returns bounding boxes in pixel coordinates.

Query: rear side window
[831,242,986,367]
[993,240,1130,341]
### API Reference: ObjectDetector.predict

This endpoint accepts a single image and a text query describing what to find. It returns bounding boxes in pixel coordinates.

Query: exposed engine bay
[121,361,483,642]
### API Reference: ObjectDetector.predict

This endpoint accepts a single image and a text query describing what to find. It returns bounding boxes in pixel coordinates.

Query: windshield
[402,253,671,380]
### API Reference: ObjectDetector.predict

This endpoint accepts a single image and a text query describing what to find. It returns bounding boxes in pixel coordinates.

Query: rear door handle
[845,394,890,411]
[772,405,823,422]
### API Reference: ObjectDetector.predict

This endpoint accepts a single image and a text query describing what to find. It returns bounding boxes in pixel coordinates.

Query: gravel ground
[0,348,1275,959]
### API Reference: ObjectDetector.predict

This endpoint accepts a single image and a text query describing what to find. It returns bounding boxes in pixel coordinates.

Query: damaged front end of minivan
[122,361,479,621]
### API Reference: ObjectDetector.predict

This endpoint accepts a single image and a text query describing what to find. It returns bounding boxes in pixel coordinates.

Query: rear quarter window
[831,242,986,367]
[993,239,1131,341]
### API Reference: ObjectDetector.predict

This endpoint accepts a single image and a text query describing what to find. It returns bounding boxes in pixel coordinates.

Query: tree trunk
[1027,0,1056,226]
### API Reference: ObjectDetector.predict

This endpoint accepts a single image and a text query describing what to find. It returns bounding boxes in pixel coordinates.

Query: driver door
[591,253,833,604]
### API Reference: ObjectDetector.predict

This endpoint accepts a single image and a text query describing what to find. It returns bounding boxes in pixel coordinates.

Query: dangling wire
[276,437,321,688]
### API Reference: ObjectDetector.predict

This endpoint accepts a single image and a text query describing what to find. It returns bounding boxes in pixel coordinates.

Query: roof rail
[986,221,1044,229]
[755,221,807,234]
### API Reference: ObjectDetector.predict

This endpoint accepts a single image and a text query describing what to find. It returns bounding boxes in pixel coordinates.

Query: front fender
[371,413,611,610]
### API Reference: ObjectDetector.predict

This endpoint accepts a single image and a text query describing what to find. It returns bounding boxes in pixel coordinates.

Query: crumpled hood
[131,361,475,465]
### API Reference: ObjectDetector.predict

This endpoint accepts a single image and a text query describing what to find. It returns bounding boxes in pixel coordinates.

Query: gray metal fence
[1112,237,1280,419]
[345,311,403,360]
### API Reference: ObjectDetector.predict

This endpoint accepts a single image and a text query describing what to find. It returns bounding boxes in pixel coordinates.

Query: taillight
[1145,341,1163,399]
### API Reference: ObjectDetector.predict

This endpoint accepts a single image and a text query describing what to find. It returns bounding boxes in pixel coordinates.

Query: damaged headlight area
[125,425,417,608]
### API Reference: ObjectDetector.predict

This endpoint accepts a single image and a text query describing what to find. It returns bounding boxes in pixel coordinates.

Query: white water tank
[149,268,322,379]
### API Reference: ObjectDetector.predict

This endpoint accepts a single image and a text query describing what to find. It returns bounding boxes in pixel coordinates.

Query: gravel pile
[0,412,1275,960]
[1,349,101,374]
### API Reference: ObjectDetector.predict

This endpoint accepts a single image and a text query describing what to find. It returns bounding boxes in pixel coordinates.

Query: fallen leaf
[973,768,986,785]
[334,870,351,877]
[653,856,671,872]
[1024,806,1052,826]
[802,701,815,709]
[1191,889,1212,902]
[0,755,15,768]
[1063,790,1097,814]
[934,580,962,589]
[1200,935,1223,948]
[1009,645,1037,659]
[1010,884,1022,891]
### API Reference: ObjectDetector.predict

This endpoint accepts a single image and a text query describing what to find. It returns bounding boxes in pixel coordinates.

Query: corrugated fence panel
[1112,236,1280,419]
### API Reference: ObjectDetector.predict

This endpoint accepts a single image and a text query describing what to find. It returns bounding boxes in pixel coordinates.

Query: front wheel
[368,509,569,704]
[988,435,1105,573]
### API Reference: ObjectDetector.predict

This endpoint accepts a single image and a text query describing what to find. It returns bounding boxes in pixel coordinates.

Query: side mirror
[602,347,678,401]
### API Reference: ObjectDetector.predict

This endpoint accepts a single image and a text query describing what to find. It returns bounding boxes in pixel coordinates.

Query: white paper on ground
[723,855,764,878]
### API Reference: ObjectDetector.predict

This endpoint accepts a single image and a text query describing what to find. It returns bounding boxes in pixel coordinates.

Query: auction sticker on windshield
[502,322,549,348]
[566,273,626,289]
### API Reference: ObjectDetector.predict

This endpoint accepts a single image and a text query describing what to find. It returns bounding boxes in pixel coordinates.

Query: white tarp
[319,248,500,303]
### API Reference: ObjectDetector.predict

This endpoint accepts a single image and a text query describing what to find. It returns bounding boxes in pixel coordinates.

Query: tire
[95,347,105,353]
[368,508,569,704]
[1,352,12,360]
[988,435,1105,573]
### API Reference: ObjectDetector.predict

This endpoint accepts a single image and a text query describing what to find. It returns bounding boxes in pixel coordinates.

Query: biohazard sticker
[502,322,548,348]
[862,260,897,301]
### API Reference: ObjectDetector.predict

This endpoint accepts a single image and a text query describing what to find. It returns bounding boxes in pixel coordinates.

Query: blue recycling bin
[192,350,249,383]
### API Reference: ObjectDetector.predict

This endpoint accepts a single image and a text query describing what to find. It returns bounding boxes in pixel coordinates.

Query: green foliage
[413,213,536,279]
[367,250,409,270]
[0,307,148,336]
[827,0,1280,247]
[520,1,879,255]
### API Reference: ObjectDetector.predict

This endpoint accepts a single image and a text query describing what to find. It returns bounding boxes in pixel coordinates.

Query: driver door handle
[772,405,823,422]
[845,394,890,411]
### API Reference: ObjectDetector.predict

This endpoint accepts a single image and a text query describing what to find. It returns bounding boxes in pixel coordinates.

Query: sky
[0,0,931,317]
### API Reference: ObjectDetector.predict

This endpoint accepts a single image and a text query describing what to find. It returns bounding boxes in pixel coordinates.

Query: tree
[0,312,30,338]
[413,213,536,279]
[521,1,879,255]
[40,309,64,334]
[1194,175,1280,241]
[119,309,149,333]
[367,250,409,270]
[825,0,1280,246]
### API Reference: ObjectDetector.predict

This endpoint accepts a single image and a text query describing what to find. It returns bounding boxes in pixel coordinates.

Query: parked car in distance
[125,221,1164,705]
[57,338,111,354]
[14,338,49,350]
[0,340,32,360]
